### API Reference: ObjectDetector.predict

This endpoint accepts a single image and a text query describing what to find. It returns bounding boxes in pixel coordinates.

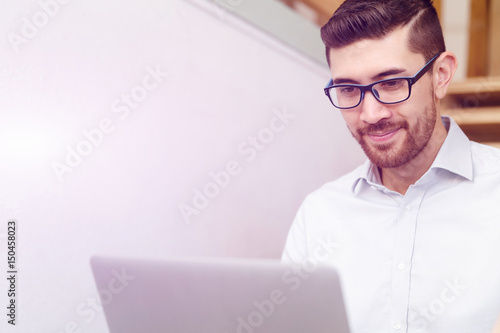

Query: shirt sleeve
[281,199,309,264]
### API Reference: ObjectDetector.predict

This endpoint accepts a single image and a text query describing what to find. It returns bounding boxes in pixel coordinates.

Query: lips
[367,128,401,143]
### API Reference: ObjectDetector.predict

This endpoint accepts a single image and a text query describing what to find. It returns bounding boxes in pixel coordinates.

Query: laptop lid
[90,256,350,333]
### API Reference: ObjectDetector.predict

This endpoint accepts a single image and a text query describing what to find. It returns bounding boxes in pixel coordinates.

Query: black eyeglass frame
[324,52,442,109]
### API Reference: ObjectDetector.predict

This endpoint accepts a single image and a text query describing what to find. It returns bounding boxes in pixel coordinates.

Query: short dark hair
[321,0,446,66]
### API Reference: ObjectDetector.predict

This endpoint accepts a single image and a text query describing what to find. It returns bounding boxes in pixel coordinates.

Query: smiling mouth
[367,128,401,143]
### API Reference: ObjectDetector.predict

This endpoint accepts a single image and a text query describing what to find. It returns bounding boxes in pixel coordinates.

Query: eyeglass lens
[329,78,410,109]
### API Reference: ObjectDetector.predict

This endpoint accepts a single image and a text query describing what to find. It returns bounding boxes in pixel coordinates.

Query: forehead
[328,26,425,82]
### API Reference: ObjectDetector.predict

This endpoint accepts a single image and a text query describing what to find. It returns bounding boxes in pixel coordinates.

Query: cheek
[402,89,434,123]
[406,79,434,110]
[340,111,360,131]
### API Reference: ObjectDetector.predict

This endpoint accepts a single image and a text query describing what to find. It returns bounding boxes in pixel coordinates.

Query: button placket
[390,187,426,332]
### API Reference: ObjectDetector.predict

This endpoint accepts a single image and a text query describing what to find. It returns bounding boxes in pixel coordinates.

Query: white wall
[0,0,364,332]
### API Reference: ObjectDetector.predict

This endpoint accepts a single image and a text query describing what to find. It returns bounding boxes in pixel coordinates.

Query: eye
[339,86,356,94]
[379,79,404,89]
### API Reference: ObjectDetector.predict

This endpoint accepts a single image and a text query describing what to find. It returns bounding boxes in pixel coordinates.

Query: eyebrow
[332,67,408,85]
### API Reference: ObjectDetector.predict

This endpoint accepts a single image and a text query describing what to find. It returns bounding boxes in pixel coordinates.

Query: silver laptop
[90,256,351,333]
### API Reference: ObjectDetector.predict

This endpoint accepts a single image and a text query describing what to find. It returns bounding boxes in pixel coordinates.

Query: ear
[433,52,458,100]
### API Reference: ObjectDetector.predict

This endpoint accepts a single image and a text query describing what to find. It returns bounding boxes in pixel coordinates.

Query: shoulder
[301,164,364,207]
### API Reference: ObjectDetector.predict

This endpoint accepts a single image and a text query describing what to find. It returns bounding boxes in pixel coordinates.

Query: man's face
[328,26,440,169]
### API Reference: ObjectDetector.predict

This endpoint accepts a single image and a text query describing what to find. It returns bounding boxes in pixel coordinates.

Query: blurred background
[0,0,498,332]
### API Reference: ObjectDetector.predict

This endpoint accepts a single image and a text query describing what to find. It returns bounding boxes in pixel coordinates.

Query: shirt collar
[431,116,473,180]
[352,116,473,194]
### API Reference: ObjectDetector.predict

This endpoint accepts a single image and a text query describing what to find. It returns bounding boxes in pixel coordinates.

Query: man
[281,0,500,332]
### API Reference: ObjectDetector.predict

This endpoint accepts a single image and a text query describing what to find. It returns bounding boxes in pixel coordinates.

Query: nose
[358,90,392,124]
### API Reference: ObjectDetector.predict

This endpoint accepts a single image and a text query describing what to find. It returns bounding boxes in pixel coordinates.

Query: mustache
[357,120,408,136]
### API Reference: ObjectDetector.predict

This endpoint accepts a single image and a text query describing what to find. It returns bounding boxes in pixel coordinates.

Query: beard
[351,101,438,169]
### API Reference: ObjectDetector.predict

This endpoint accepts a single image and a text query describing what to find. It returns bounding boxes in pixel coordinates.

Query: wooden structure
[442,77,500,148]
[443,0,500,148]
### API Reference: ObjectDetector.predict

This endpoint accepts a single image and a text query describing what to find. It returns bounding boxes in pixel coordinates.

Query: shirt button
[394,323,402,330]
[405,205,412,212]
[397,263,405,271]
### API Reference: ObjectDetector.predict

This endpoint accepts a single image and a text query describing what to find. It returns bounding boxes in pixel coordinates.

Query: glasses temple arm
[412,52,442,83]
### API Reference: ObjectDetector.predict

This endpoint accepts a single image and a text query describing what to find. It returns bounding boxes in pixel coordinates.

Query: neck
[379,121,448,195]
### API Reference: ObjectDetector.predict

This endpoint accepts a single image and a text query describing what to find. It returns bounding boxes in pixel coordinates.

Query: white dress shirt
[282,116,500,333]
